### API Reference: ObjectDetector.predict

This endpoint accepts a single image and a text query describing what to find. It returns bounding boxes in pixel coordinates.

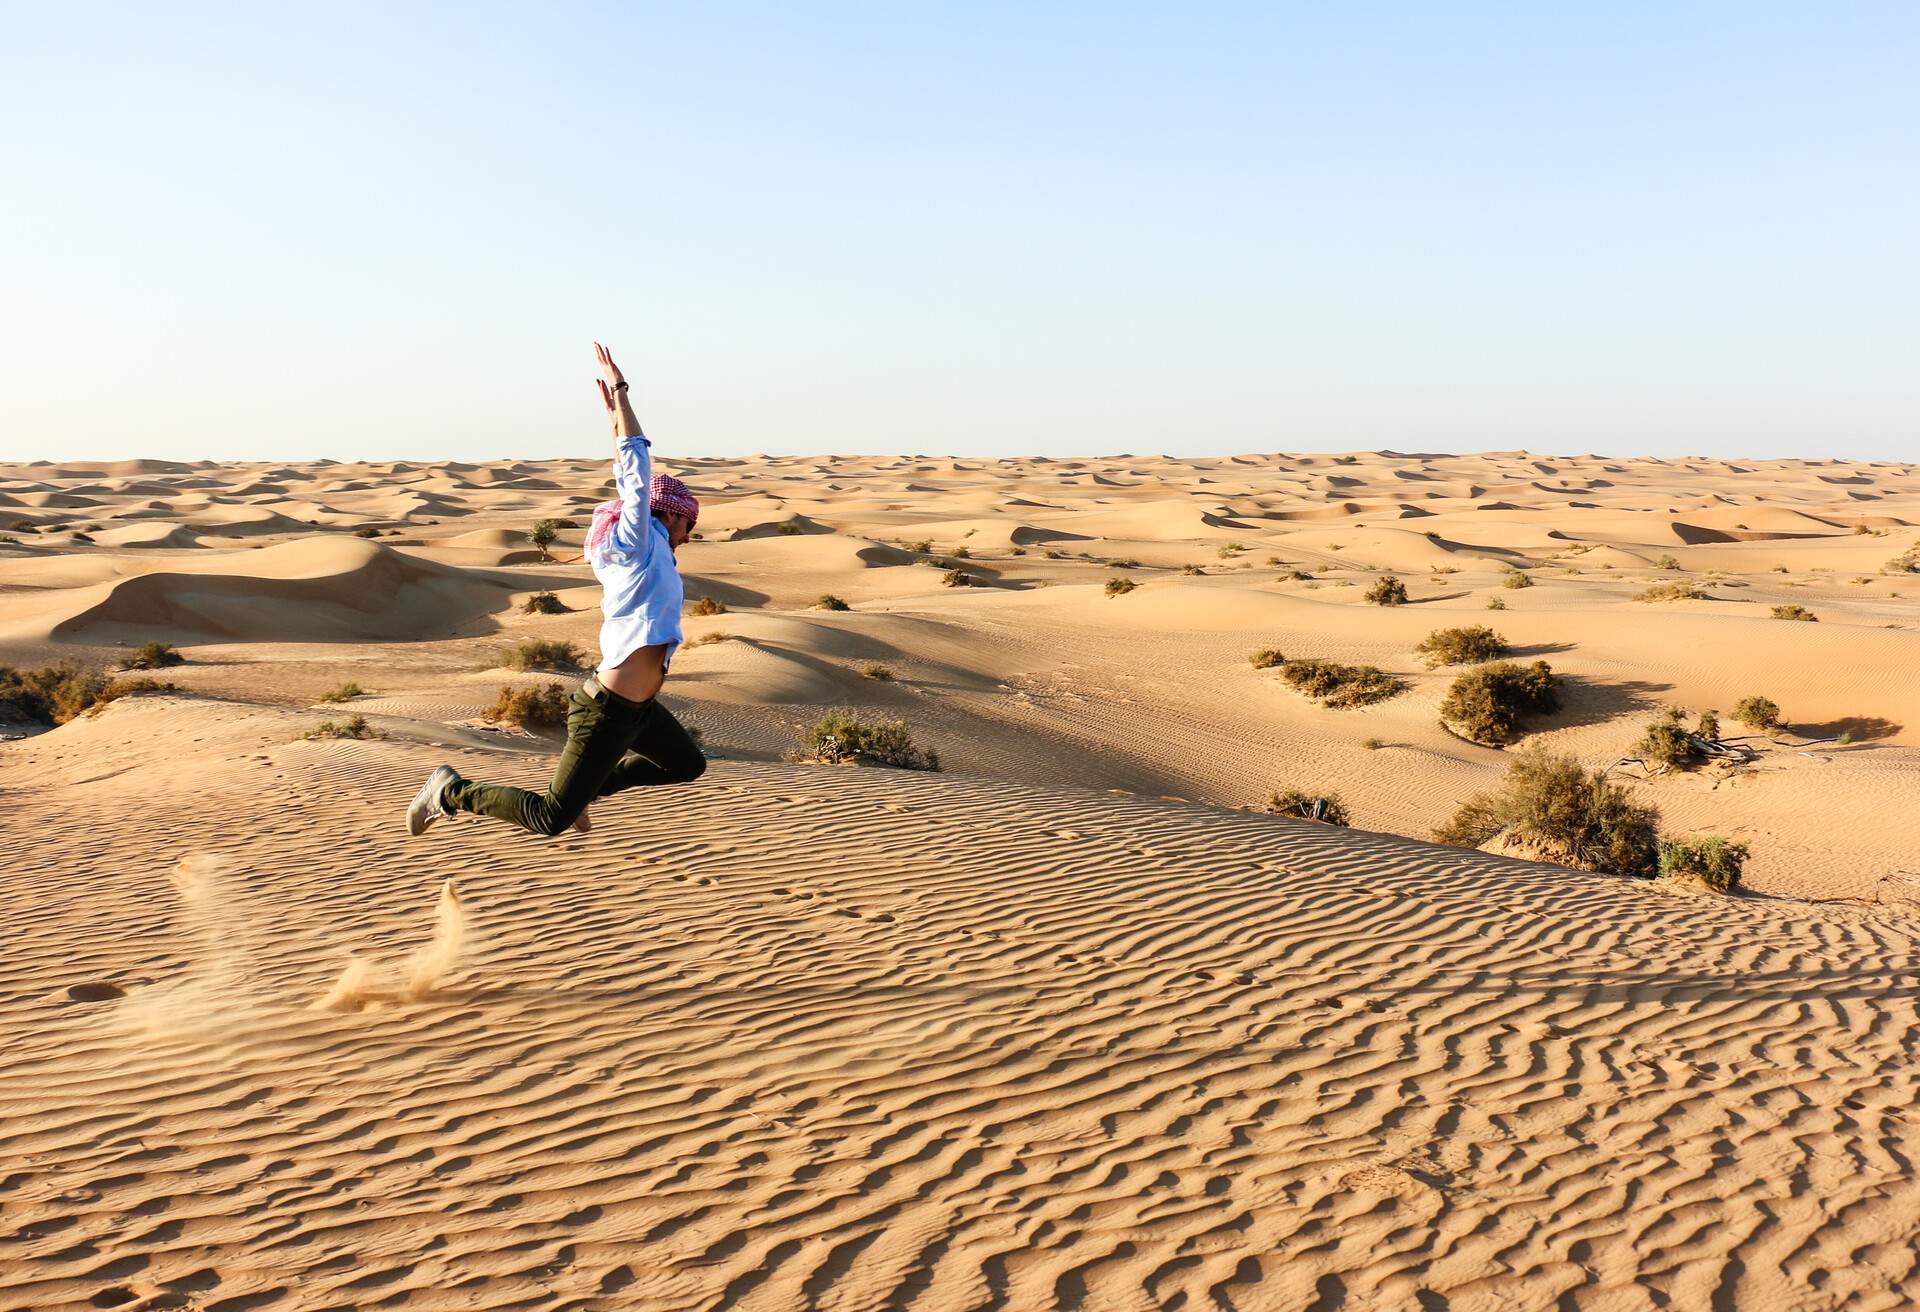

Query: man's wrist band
[613,381,629,392]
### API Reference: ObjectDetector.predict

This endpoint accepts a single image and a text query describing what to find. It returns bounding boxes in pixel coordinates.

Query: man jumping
[406,342,706,838]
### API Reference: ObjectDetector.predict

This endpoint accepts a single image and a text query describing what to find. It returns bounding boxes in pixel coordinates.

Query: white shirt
[593,434,684,675]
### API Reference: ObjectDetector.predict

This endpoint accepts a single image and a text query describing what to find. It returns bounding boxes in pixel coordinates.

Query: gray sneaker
[407,765,461,835]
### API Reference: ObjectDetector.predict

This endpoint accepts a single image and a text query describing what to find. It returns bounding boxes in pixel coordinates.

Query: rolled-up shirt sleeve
[612,435,653,552]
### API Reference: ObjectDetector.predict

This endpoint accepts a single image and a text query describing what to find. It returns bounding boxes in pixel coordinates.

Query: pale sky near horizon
[2,3,1916,465]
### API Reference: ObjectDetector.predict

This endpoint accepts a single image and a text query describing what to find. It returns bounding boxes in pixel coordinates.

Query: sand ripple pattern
[4,748,1919,1311]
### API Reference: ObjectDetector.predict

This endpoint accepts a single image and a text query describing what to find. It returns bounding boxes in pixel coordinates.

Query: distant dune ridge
[3,448,1919,1309]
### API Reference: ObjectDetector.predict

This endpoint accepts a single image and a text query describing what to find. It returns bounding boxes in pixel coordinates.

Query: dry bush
[1732,695,1781,731]
[1770,604,1818,622]
[118,641,182,670]
[1434,749,1661,876]
[1636,581,1709,602]
[1267,789,1351,826]
[1182,564,1205,575]
[1503,570,1533,590]
[1658,834,1749,892]
[1438,660,1560,744]
[951,545,972,559]
[905,539,933,553]
[499,638,585,671]
[1,664,115,725]
[1633,708,1699,769]
[1486,596,1507,610]
[800,710,938,770]
[814,594,851,611]
[860,663,896,681]
[683,632,736,648]
[943,570,975,588]
[688,595,727,617]
[1884,546,1920,574]
[89,676,177,714]
[1043,548,1064,559]
[304,714,379,740]
[1695,708,1720,740]
[1414,625,1510,668]
[775,521,802,535]
[319,681,368,703]
[1655,554,1682,570]
[1105,576,1137,597]
[1279,659,1403,708]
[523,591,569,614]
[1248,648,1285,669]
[1362,736,1385,750]
[484,681,569,729]
[1011,546,1027,556]
[353,526,382,538]
[1364,575,1409,606]
[1109,557,1140,569]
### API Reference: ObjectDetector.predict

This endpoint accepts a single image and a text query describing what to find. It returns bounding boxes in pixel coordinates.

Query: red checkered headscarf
[649,473,699,524]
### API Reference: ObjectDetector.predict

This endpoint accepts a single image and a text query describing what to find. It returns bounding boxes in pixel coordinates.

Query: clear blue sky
[2,3,1915,463]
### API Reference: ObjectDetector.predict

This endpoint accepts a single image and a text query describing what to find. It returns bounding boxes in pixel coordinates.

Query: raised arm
[594,343,655,549]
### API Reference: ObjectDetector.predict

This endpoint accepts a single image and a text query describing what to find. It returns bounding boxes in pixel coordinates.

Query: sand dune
[4,448,1920,1309]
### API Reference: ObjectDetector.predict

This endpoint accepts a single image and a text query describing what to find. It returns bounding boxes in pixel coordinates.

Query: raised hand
[594,341,626,391]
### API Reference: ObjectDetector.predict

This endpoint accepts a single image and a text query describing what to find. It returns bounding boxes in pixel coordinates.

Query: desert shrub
[1636,580,1709,602]
[1364,575,1409,606]
[304,714,378,740]
[1884,546,1920,574]
[1633,708,1699,769]
[1362,736,1385,750]
[1248,648,1285,669]
[1288,568,1314,581]
[860,662,895,681]
[682,631,736,648]
[1279,659,1403,709]
[319,681,368,703]
[528,519,560,555]
[775,521,802,535]
[1770,604,1818,622]
[1854,524,1873,535]
[89,676,177,713]
[353,526,382,538]
[951,545,971,559]
[1434,749,1661,876]
[118,641,183,670]
[1695,708,1720,740]
[499,638,585,671]
[523,591,568,615]
[1010,546,1027,556]
[1438,660,1560,744]
[1655,554,1682,570]
[1109,557,1140,569]
[1414,625,1510,668]
[483,681,569,729]
[689,595,727,617]
[1182,564,1205,575]
[11,520,35,532]
[1267,789,1351,826]
[1105,577,1137,597]
[905,539,932,553]
[1486,596,1507,610]
[1503,571,1533,590]
[1043,549,1064,559]
[1,664,105,725]
[943,570,974,587]
[1732,695,1782,732]
[1658,834,1750,892]
[1216,543,1244,559]
[814,594,851,610]
[800,710,938,770]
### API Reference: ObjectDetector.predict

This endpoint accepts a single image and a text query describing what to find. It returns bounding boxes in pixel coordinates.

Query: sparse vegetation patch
[1658,834,1749,892]
[1435,749,1661,876]
[319,681,369,703]
[1732,695,1782,732]
[523,591,569,615]
[689,595,727,617]
[799,710,939,770]
[1770,604,1818,622]
[1279,659,1404,709]
[1267,789,1351,826]
[1105,577,1137,597]
[1414,626,1510,668]
[499,638,586,672]
[484,681,569,729]
[1364,575,1409,606]
[1438,660,1560,745]
[304,714,379,740]
[118,641,182,671]
[814,594,851,611]
[1635,580,1710,602]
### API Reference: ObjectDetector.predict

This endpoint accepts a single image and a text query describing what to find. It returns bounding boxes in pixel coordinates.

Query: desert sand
[3,449,1919,1310]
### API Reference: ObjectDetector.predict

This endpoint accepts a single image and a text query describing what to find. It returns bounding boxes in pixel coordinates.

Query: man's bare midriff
[600,642,668,702]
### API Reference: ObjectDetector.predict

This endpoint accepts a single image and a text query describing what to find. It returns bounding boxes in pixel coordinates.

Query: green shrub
[689,595,727,617]
[528,519,560,556]
[1267,789,1351,826]
[1105,577,1137,597]
[1248,648,1285,669]
[1414,625,1510,668]
[800,710,938,770]
[1503,571,1534,590]
[304,714,378,740]
[483,682,569,729]
[118,641,183,671]
[1732,695,1781,732]
[860,662,895,681]
[1434,749,1661,876]
[1279,659,1403,708]
[1438,660,1560,744]
[1658,834,1750,892]
[523,591,568,615]
[943,569,975,588]
[1636,581,1709,602]
[1364,575,1409,606]
[1695,708,1720,740]
[499,638,585,671]
[1770,604,1818,622]
[319,681,368,703]
[1633,708,1699,769]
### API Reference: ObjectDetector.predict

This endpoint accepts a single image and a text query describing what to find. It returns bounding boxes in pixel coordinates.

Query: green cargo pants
[444,678,706,837]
